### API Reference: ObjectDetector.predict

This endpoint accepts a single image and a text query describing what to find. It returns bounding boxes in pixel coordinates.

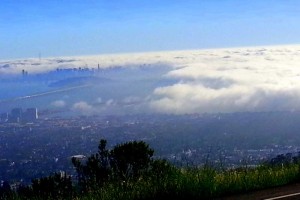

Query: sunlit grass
[9,160,300,199]
[74,163,300,200]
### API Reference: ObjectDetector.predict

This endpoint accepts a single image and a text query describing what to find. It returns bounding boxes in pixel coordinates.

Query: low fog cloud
[149,45,300,114]
[72,101,94,115]
[51,100,66,108]
[4,45,300,114]
[150,83,300,114]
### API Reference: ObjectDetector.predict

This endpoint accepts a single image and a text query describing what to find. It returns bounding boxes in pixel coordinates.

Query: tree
[72,139,111,191]
[17,184,34,199]
[110,141,154,181]
[72,139,155,190]
[0,181,12,199]
[31,172,73,199]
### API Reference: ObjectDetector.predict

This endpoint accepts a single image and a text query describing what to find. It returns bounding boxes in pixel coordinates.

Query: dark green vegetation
[3,140,300,200]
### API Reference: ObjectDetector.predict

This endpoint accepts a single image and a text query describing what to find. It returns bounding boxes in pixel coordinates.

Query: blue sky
[1,0,300,60]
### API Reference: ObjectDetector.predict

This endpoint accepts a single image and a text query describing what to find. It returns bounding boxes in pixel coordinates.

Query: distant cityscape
[21,64,121,77]
[0,108,38,123]
[1,111,300,185]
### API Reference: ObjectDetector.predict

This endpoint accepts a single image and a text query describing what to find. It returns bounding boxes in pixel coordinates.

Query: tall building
[10,108,22,123]
[23,108,38,122]
[0,113,8,122]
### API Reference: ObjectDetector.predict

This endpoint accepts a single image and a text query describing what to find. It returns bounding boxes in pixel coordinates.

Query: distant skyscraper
[0,113,8,122]
[23,108,38,122]
[11,108,22,123]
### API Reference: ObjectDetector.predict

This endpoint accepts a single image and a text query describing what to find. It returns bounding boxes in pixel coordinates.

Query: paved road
[264,192,300,200]
[217,183,300,200]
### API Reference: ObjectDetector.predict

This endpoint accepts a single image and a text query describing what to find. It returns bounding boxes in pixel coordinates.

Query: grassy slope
[8,163,300,200]
[77,163,300,200]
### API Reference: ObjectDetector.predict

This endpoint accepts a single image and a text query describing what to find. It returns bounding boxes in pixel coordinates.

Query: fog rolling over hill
[1,45,300,115]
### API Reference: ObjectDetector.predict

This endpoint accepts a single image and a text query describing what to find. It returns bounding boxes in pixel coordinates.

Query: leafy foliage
[72,139,154,191]
[15,173,72,199]
[72,139,111,191]
[0,181,12,199]
[110,141,154,180]
[31,172,73,199]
